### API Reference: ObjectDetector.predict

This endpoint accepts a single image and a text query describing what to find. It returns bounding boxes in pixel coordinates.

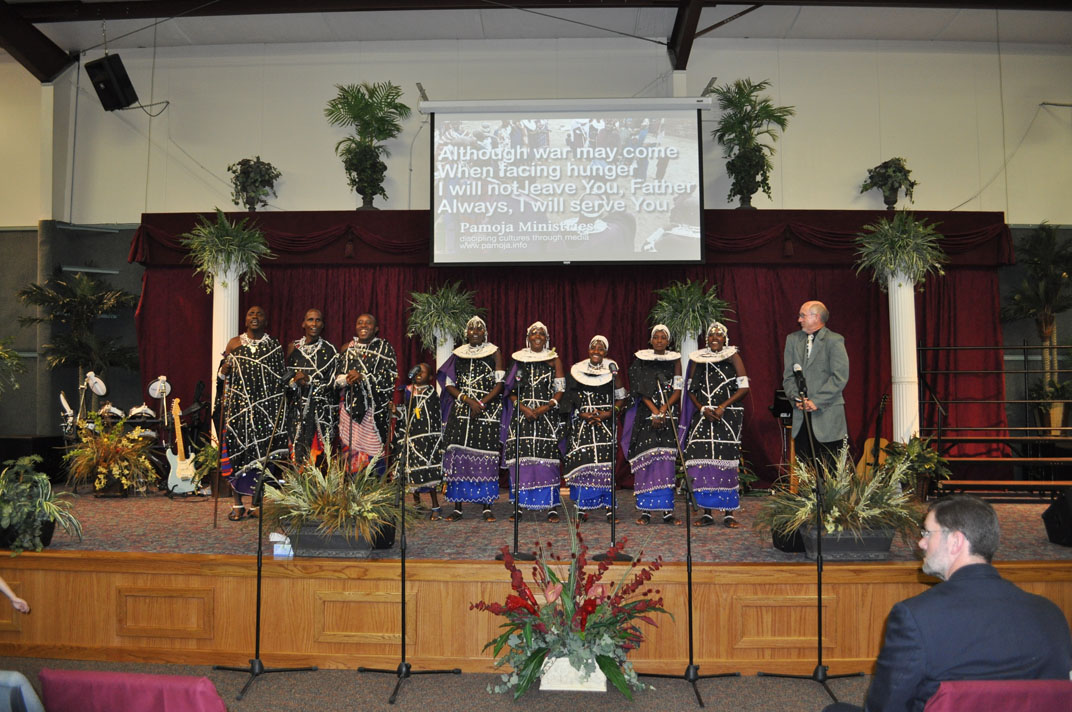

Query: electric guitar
[166,398,199,494]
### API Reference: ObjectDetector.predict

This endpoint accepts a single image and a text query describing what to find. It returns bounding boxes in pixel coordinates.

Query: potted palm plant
[263,446,413,557]
[860,157,918,210]
[17,270,138,393]
[227,156,281,212]
[711,78,795,209]
[324,81,412,210]
[179,208,275,293]
[0,455,82,554]
[649,279,733,373]
[1001,223,1072,432]
[754,445,923,560]
[407,281,483,369]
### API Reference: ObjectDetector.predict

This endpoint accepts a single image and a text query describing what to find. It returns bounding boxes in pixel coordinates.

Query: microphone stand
[639,373,740,706]
[360,383,461,702]
[498,362,535,562]
[215,386,317,700]
[757,370,862,703]
[593,363,628,562]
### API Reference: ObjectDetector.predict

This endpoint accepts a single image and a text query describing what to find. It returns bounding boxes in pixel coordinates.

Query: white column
[210,266,241,409]
[434,327,454,394]
[888,270,920,443]
[679,334,697,384]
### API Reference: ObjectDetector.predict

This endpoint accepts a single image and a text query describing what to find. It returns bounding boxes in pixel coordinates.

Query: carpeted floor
[42,487,1072,563]
[0,655,872,712]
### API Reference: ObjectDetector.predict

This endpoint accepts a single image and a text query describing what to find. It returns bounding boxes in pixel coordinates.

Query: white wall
[1,36,1069,227]
[0,59,44,226]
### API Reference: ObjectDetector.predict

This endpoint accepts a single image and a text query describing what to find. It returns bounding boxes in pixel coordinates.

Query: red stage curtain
[133,209,1011,484]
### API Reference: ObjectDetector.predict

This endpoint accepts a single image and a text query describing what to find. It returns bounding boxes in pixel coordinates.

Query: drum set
[60,373,212,495]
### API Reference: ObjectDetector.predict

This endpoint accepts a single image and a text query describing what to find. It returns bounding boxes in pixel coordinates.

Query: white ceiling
[21,5,1072,56]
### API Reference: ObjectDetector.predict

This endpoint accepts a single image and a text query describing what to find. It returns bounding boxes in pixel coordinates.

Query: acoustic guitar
[857,394,890,476]
[166,398,199,494]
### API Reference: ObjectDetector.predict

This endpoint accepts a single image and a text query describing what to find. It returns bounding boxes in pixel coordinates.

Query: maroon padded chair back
[923,679,1072,712]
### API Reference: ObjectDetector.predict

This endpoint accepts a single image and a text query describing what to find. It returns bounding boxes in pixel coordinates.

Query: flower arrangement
[64,414,158,493]
[472,511,668,699]
[881,435,951,500]
[754,444,923,543]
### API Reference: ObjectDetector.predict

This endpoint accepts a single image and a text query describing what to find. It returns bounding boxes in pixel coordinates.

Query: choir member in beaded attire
[681,322,749,528]
[564,335,626,522]
[503,321,566,522]
[335,314,398,472]
[219,306,287,521]
[438,316,505,522]
[285,309,339,464]
[392,363,444,519]
[622,324,683,526]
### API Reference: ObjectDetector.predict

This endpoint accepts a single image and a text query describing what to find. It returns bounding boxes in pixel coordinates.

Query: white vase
[539,656,606,692]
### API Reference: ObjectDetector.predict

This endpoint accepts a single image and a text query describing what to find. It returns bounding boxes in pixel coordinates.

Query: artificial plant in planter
[179,208,275,293]
[324,81,412,210]
[649,279,733,373]
[711,78,794,209]
[1001,223,1072,431]
[860,157,918,210]
[17,270,138,392]
[754,445,923,560]
[0,340,26,399]
[64,414,158,494]
[856,211,946,443]
[407,281,483,370]
[263,446,413,557]
[882,435,951,501]
[1,455,82,554]
[227,156,282,212]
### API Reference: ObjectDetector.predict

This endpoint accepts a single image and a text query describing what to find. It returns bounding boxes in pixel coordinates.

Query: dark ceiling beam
[667,0,703,70]
[0,1,74,81]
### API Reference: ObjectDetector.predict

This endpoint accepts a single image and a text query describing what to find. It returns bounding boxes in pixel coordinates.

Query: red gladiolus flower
[506,594,536,615]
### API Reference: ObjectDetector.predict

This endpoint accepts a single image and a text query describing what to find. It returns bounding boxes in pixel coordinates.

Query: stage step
[937,436,1072,444]
[944,457,1072,464]
[938,479,1072,491]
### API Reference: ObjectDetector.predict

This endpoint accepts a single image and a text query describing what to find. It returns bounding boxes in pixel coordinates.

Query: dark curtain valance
[130,209,1013,267]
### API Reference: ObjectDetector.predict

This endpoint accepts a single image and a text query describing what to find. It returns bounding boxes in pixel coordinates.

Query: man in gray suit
[782,300,849,469]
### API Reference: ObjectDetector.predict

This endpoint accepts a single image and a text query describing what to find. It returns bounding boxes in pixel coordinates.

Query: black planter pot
[291,521,395,558]
[0,519,56,550]
[801,527,894,561]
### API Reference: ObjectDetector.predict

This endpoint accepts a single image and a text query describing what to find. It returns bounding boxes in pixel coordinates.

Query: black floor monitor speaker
[85,54,139,111]
[1042,487,1072,547]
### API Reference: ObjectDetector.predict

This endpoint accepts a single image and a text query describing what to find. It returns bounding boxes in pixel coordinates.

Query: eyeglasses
[919,528,948,539]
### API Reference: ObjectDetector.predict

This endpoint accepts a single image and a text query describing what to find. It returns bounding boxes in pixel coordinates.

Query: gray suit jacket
[781,327,849,442]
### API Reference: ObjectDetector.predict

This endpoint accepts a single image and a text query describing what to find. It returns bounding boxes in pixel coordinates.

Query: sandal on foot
[228,505,247,522]
[636,512,651,526]
[723,515,741,529]
[695,513,716,527]
[606,510,615,524]
[579,511,589,523]
[482,508,497,522]
[663,513,683,527]
[547,510,560,523]
[246,506,259,519]
[445,508,463,522]
[428,507,442,521]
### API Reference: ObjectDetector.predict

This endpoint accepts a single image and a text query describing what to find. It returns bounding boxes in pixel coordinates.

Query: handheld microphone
[407,365,421,382]
[792,363,808,397]
[608,362,619,375]
[279,369,297,386]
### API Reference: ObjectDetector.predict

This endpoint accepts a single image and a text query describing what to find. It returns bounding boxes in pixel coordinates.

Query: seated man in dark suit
[828,494,1072,712]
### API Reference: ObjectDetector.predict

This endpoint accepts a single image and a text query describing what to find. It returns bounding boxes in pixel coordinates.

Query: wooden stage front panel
[2,551,1071,675]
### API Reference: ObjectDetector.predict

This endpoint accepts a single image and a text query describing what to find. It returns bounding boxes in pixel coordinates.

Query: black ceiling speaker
[85,54,139,111]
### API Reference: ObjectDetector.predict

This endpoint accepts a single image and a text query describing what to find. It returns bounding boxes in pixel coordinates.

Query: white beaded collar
[689,345,738,364]
[570,359,618,386]
[634,349,681,362]
[452,341,498,359]
[512,347,557,363]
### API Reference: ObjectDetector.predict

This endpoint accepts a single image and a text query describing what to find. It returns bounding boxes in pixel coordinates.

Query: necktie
[806,333,814,359]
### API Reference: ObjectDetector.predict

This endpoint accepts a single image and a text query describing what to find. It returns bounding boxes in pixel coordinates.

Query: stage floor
[44,488,1072,564]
